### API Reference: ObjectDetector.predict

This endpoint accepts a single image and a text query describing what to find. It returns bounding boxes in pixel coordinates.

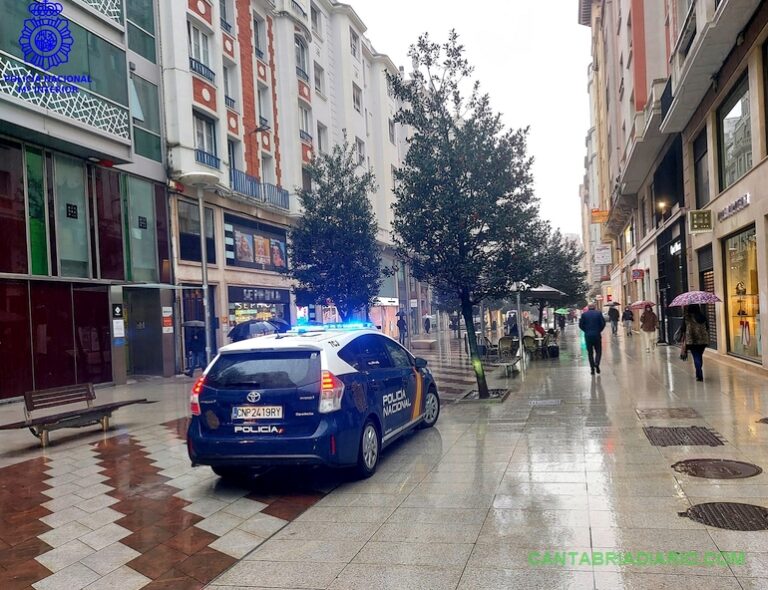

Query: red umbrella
[668,291,722,307]
[629,301,655,310]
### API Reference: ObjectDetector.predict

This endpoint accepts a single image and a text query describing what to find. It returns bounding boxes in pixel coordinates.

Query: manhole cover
[636,408,701,419]
[680,502,768,530]
[643,426,724,446]
[529,399,562,407]
[672,459,762,479]
[758,418,768,424]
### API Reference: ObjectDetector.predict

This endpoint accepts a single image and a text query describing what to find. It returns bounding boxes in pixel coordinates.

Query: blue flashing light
[286,321,376,335]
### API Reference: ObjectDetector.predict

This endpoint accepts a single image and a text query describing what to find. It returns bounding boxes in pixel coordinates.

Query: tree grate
[636,408,701,419]
[680,502,768,531]
[672,459,762,479]
[642,426,724,446]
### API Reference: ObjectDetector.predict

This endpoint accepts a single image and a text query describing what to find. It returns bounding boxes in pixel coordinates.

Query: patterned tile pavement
[0,418,329,590]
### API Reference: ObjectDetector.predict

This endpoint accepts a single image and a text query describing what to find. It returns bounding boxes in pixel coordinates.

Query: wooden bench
[0,384,149,447]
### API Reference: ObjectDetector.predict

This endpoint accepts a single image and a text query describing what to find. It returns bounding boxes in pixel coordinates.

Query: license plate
[231,405,283,420]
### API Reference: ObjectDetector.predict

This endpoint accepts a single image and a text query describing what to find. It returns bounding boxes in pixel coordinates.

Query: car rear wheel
[420,388,440,428]
[211,466,241,480]
[355,420,380,478]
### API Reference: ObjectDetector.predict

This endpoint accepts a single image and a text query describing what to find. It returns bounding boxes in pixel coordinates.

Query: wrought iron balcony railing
[299,130,313,143]
[225,95,236,109]
[296,67,309,82]
[255,47,265,60]
[189,58,216,83]
[229,169,289,210]
[220,18,233,33]
[195,149,221,169]
[259,116,270,129]
[263,182,290,209]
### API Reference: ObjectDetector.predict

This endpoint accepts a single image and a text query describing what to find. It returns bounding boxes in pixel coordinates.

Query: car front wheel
[420,388,440,428]
[355,420,380,478]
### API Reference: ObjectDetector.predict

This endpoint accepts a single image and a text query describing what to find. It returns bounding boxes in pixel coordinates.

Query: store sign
[591,209,609,224]
[688,210,713,233]
[717,193,750,222]
[631,269,645,280]
[374,297,399,307]
[224,214,288,272]
[594,244,613,265]
[228,286,290,304]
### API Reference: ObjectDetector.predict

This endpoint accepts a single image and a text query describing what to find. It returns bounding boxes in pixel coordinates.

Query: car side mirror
[414,357,428,369]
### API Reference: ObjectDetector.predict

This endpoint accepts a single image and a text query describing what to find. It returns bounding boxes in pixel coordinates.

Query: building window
[723,225,759,362]
[350,28,359,58]
[355,138,365,165]
[299,105,312,139]
[130,75,162,161]
[295,37,308,80]
[125,176,158,282]
[178,200,216,263]
[228,140,237,170]
[188,23,210,66]
[316,122,327,153]
[388,118,396,144]
[693,128,709,209]
[54,154,90,278]
[314,63,325,95]
[194,113,217,156]
[127,0,156,63]
[352,83,362,113]
[253,16,265,58]
[310,4,321,37]
[718,76,751,191]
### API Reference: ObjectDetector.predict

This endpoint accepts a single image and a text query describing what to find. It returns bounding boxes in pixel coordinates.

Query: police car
[187,323,440,478]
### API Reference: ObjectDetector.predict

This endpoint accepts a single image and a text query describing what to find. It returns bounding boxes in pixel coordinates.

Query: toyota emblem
[247,391,261,403]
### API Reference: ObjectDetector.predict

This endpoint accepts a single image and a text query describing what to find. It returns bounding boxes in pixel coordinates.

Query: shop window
[26,147,48,275]
[718,77,752,191]
[224,213,287,271]
[0,139,27,274]
[95,168,125,280]
[178,200,216,263]
[73,286,111,384]
[723,226,760,362]
[0,280,33,399]
[127,0,157,63]
[55,154,90,278]
[693,128,709,208]
[125,176,158,282]
[30,282,76,390]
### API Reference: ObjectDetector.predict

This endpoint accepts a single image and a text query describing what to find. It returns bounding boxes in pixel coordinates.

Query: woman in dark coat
[679,305,710,382]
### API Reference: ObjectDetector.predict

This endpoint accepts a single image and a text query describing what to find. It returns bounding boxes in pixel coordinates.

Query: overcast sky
[353,0,592,237]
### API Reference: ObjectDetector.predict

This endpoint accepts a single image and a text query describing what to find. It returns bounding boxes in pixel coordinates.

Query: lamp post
[177,172,219,365]
[510,281,528,360]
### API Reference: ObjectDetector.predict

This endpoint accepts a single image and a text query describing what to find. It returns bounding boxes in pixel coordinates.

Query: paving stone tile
[215,560,345,588]
[81,565,150,590]
[79,542,141,576]
[32,562,100,590]
[35,540,95,573]
[78,523,131,551]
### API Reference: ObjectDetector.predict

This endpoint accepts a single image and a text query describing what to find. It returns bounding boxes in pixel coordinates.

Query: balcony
[291,0,307,18]
[220,18,233,33]
[0,51,129,141]
[299,130,313,143]
[189,58,216,84]
[196,149,221,169]
[296,67,309,82]
[661,0,762,133]
[230,169,289,210]
[259,116,270,129]
[225,95,236,109]
[255,47,265,60]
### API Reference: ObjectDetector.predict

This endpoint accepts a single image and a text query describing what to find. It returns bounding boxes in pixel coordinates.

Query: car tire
[211,466,241,480]
[355,420,380,479]
[419,388,440,428]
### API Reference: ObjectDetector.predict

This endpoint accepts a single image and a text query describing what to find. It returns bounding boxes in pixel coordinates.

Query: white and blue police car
[187,323,440,478]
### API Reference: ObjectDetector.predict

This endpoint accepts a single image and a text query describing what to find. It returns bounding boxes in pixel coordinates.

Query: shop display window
[724,226,760,361]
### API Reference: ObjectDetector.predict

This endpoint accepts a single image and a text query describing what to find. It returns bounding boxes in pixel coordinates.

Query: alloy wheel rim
[363,425,378,469]
[425,392,438,423]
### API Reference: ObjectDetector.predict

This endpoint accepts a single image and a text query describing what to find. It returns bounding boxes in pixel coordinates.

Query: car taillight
[190,376,205,416]
[319,370,344,413]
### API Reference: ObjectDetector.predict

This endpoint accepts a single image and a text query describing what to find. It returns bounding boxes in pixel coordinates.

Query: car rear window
[206,351,320,389]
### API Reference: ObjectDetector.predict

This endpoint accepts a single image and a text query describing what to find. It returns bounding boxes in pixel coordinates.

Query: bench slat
[0,399,150,430]
[26,384,94,412]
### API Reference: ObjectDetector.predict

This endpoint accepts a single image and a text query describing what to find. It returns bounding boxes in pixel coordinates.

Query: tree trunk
[460,295,489,399]
[538,302,544,325]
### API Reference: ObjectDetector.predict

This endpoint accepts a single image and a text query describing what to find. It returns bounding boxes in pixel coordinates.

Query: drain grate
[636,407,701,419]
[680,502,768,531]
[672,459,762,479]
[643,426,724,446]
[529,399,562,407]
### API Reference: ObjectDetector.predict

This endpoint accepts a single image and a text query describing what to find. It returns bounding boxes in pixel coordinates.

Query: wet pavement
[1,326,768,589]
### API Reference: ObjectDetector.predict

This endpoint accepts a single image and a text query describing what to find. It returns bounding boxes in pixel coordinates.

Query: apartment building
[0,0,174,400]
[580,0,768,369]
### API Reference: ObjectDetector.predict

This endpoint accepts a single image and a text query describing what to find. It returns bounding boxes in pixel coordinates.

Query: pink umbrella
[629,300,655,310]
[668,291,722,307]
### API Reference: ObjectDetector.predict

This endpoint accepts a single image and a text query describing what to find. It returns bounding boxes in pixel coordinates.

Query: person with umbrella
[678,305,710,382]
[639,303,658,352]
[607,303,620,335]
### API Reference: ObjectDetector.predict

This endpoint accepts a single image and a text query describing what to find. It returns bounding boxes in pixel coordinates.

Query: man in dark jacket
[607,305,620,335]
[579,304,606,375]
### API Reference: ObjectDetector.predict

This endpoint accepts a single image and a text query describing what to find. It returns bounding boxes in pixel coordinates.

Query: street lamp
[510,281,528,359]
[177,172,219,365]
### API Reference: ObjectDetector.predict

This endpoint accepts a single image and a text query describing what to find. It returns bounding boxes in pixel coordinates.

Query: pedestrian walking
[185,327,206,377]
[557,314,566,332]
[621,307,634,336]
[579,303,606,375]
[608,305,620,335]
[423,314,431,334]
[397,315,408,345]
[679,304,710,382]
[639,304,658,352]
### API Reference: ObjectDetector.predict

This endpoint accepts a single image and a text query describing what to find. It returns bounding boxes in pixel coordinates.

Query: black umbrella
[266,318,291,333]
[228,320,278,342]
[182,320,205,328]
